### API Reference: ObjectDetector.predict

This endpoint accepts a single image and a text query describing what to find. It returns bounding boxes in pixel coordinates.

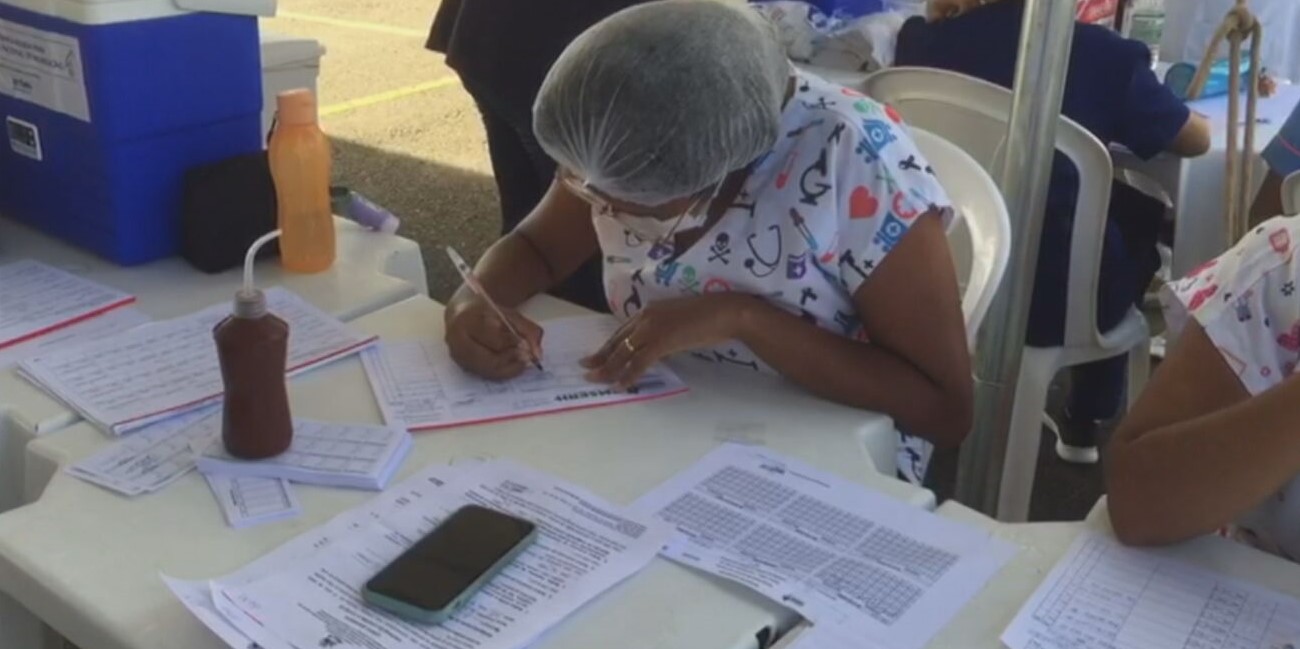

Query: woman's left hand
[582,294,753,389]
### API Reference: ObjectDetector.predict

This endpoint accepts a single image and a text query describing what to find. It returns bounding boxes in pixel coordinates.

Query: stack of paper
[205,474,302,530]
[0,307,151,370]
[197,419,412,491]
[67,408,221,497]
[1003,531,1300,649]
[20,287,377,435]
[165,459,673,649]
[634,444,1016,649]
[363,314,688,431]
[0,260,136,350]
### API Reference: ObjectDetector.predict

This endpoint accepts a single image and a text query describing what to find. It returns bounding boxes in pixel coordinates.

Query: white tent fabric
[1162,0,1300,83]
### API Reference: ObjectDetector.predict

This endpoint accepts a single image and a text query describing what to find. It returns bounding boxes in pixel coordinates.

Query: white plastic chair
[1283,171,1300,215]
[908,128,1012,346]
[867,67,1151,521]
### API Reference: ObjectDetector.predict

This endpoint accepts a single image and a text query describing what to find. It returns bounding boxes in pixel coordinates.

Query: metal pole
[954,0,1078,519]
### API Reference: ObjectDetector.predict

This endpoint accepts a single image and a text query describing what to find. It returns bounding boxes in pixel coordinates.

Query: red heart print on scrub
[1186,284,1218,311]
[850,186,879,219]
[1278,321,1300,352]
[1271,228,1291,255]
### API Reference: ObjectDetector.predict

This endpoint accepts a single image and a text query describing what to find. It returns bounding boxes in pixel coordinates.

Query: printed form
[197,419,412,491]
[67,408,220,497]
[20,287,377,435]
[363,314,688,430]
[1003,531,1300,649]
[0,307,150,370]
[206,474,301,529]
[167,460,671,649]
[0,259,135,349]
[635,444,1015,649]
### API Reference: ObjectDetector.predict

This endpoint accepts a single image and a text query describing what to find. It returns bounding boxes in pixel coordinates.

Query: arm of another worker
[1114,38,1210,159]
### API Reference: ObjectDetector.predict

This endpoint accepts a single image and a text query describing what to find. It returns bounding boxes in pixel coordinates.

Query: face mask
[611,183,723,243]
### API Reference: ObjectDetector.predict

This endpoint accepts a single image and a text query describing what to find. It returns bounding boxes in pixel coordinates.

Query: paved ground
[264,0,1108,522]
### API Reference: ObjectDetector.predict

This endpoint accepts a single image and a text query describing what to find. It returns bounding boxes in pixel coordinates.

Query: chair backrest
[865,67,1115,349]
[908,128,1011,346]
[1284,171,1300,216]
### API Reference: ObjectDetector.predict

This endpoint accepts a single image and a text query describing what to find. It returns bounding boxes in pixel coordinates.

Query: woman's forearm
[1108,377,1300,545]
[734,298,972,447]
[448,232,559,312]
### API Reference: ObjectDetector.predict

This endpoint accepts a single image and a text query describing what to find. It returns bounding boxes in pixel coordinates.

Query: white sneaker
[1043,413,1100,465]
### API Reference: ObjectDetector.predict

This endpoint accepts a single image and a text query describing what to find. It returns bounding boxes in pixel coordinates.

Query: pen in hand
[445,246,544,372]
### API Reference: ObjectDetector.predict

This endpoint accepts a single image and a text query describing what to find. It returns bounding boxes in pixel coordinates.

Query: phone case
[361,526,539,625]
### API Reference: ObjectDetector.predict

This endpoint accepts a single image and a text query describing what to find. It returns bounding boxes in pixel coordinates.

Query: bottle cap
[276,89,318,127]
[233,288,268,319]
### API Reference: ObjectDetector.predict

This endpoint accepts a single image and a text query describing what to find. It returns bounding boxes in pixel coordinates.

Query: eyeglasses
[557,168,716,220]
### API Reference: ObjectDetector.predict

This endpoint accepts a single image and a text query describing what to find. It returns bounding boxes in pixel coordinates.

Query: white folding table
[0,294,924,649]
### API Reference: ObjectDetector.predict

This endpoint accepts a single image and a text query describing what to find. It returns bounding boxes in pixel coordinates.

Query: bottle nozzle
[233,288,268,318]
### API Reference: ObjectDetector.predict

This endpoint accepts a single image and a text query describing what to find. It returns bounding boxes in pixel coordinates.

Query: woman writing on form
[443,0,972,482]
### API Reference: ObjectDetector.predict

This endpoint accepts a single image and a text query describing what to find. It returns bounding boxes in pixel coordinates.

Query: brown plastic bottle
[214,288,293,459]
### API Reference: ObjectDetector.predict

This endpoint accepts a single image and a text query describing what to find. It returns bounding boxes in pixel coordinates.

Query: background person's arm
[1106,320,1300,546]
[1166,111,1211,157]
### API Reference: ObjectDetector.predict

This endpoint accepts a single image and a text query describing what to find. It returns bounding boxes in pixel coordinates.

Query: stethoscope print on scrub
[744,225,782,278]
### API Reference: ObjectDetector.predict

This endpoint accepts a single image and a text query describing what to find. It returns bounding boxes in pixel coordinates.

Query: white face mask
[610,183,722,244]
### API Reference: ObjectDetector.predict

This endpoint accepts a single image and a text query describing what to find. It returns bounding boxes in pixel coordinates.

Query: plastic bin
[0,0,275,265]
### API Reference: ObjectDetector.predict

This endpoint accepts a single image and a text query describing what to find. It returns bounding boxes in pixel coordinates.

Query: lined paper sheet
[197,419,412,491]
[635,444,1016,649]
[1003,531,1300,649]
[205,474,301,529]
[0,307,150,370]
[363,314,688,430]
[66,408,220,497]
[20,287,377,435]
[0,260,135,349]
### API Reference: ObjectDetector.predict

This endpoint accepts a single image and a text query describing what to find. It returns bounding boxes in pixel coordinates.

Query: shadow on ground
[332,137,501,302]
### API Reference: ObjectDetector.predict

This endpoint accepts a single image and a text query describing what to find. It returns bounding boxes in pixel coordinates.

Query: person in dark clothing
[896,0,1210,463]
[428,0,643,311]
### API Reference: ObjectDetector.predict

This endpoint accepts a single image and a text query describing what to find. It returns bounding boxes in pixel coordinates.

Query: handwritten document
[205,474,301,530]
[363,314,688,430]
[0,307,150,370]
[67,408,220,497]
[168,459,671,649]
[20,287,377,435]
[1003,532,1300,649]
[635,444,1015,649]
[197,419,412,491]
[0,260,135,349]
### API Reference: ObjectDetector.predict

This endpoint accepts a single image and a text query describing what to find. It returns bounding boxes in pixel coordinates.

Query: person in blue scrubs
[1252,104,1300,221]
[896,0,1210,463]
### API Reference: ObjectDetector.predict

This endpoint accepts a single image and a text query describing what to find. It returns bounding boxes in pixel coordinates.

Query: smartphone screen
[365,505,536,612]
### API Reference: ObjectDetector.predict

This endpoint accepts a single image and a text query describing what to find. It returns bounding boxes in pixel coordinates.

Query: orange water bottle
[269,89,335,273]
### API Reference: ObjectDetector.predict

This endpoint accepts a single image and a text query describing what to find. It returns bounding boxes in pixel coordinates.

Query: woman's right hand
[444,297,544,381]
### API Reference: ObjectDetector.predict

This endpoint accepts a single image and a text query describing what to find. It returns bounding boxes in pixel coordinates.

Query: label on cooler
[6,115,40,160]
[0,18,89,122]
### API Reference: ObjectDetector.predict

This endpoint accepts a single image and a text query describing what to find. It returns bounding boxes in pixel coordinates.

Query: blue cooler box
[0,0,274,265]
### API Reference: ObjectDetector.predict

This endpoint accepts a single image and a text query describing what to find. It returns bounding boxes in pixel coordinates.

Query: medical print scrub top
[592,70,956,483]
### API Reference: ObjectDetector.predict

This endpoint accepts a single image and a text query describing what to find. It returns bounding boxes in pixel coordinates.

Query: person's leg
[1058,183,1165,462]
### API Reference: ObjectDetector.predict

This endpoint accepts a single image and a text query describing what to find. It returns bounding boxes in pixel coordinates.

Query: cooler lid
[261,30,326,69]
[0,0,275,26]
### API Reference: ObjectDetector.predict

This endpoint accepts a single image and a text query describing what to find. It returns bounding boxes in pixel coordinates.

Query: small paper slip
[206,474,301,529]
[66,408,220,497]
[634,443,1016,649]
[0,260,136,349]
[168,459,672,649]
[0,307,150,370]
[20,287,377,436]
[1002,531,1300,649]
[362,314,688,430]
[197,419,412,491]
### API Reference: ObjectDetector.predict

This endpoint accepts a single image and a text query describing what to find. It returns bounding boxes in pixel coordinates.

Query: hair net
[534,0,791,206]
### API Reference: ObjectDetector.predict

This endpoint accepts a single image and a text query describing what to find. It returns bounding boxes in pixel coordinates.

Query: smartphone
[362,505,538,624]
